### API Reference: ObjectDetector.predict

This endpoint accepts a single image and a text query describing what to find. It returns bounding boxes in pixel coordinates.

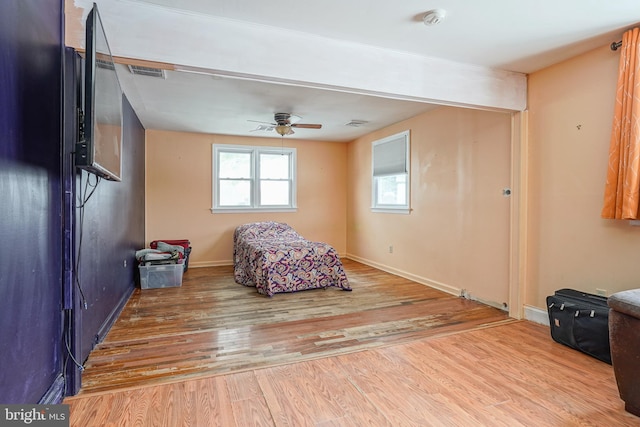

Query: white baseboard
[344,254,460,297]
[189,260,233,268]
[524,305,549,326]
[460,289,509,312]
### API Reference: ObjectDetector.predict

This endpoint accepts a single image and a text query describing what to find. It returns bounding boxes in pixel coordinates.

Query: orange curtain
[602,28,640,219]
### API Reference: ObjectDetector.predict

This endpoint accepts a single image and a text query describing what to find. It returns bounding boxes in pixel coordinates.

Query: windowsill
[371,207,411,214]
[211,207,298,214]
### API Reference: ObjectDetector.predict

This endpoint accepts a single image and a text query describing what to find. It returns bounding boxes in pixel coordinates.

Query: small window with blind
[371,130,410,213]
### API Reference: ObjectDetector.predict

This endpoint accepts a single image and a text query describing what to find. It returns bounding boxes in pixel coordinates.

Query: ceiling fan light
[275,124,290,136]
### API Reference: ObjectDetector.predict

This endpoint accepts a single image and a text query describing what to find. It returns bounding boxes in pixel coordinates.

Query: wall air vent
[127,65,166,78]
[345,119,369,127]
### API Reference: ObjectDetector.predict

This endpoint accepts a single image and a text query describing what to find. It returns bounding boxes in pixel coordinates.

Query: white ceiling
[66,0,640,142]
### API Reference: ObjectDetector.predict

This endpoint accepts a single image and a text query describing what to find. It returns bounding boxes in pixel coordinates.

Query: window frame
[371,130,411,214]
[212,144,297,213]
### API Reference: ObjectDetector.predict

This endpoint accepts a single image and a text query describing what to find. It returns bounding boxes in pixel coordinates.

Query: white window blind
[373,134,408,176]
[371,130,410,213]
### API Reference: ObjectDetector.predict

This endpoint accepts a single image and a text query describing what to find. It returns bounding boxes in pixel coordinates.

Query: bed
[233,221,351,296]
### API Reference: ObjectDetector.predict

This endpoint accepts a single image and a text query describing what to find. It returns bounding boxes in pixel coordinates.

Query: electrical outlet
[596,288,607,297]
[123,259,127,268]
[389,245,393,254]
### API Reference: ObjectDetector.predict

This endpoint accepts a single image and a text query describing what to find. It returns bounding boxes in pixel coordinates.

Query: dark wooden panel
[0,0,64,404]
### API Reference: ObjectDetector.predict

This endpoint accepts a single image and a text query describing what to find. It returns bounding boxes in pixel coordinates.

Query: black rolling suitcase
[546,288,611,364]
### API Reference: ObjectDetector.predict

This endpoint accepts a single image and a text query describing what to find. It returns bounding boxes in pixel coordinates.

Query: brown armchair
[608,289,640,417]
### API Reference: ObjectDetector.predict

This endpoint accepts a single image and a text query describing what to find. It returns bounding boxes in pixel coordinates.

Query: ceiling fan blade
[287,114,302,124]
[248,119,276,125]
[250,124,275,132]
[291,123,322,129]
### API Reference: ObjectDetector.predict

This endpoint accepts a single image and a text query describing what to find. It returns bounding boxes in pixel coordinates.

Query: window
[372,130,410,213]
[212,144,297,212]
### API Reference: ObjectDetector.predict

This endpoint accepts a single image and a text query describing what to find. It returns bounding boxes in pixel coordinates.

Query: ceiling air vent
[127,65,166,79]
[96,59,115,70]
[345,119,369,127]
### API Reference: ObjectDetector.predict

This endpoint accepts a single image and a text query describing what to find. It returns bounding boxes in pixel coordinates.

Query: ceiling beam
[65,0,527,112]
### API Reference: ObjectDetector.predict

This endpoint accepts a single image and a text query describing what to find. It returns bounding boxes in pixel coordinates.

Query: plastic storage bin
[150,239,192,271]
[139,260,184,289]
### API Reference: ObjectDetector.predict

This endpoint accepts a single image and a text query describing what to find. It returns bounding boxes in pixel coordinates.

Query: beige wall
[346,107,513,308]
[526,45,640,309]
[145,130,347,266]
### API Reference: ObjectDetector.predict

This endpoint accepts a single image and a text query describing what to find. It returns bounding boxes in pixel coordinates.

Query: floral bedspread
[233,222,351,297]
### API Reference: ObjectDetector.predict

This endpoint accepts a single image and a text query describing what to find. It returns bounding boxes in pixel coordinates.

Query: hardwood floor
[64,260,637,426]
[75,259,514,394]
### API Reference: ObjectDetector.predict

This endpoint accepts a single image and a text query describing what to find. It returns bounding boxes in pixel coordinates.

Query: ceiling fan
[249,113,322,136]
